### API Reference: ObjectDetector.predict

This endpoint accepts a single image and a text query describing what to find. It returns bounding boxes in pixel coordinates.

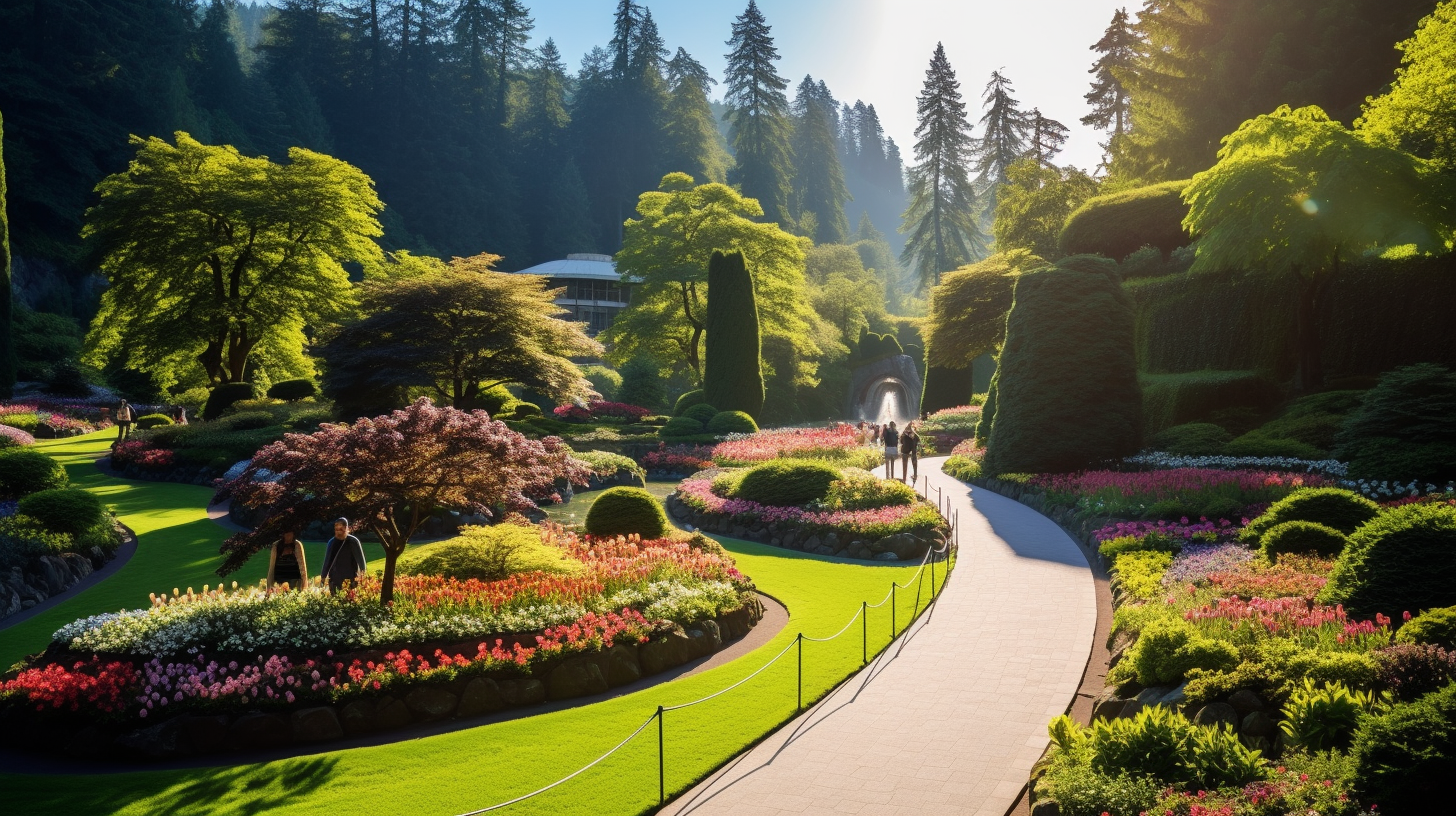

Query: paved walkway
[659,457,1097,816]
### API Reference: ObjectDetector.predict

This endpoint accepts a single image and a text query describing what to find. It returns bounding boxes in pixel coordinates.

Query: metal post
[796,633,804,712]
[657,706,665,804]
[861,601,867,665]
[891,583,897,637]
[931,551,937,596]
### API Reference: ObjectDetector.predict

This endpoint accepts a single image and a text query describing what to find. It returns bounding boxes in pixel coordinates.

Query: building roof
[512,253,619,281]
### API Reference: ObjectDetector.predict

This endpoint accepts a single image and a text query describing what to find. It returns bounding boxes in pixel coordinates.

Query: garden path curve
[658,457,1097,816]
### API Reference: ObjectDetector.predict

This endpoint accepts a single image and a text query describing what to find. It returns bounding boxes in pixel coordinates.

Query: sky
[527,0,1134,172]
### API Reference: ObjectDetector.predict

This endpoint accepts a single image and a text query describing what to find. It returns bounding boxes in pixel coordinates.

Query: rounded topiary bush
[222,411,278,431]
[135,413,174,430]
[266,378,319,402]
[202,382,259,420]
[706,410,758,435]
[660,416,705,438]
[17,488,107,536]
[397,525,580,581]
[1243,487,1381,542]
[682,402,719,424]
[1397,606,1456,650]
[1261,520,1348,560]
[1058,179,1192,260]
[0,449,68,497]
[1319,503,1456,617]
[584,487,671,539]
[1149,422,1231,456]
[510,402,542,420]
[673,390,706,416]
[732,460,843,507]
[1349,680,1456,813]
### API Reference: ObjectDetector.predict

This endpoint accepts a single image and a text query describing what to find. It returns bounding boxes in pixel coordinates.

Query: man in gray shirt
[320,517,368,592]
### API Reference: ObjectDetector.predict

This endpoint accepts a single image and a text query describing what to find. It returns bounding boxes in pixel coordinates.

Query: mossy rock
[584,487,671,539]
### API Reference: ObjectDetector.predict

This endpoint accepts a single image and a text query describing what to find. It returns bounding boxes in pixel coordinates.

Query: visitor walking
[882,421,900,480]
[266,528,309,590]
[854,421,870,446]
[871,423,882,445]
[320,518,368,592]
[173,405,189,425]
[900,422,920,483]
[114,399,134,442]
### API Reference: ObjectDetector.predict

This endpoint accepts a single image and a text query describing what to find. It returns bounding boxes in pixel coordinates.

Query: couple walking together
[265,518,369,592]
[881,421,920,483]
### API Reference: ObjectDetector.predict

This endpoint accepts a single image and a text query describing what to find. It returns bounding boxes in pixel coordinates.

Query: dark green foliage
[203,382,259,421]
[1230,413,1344,454]
[266,378,318,401]
[1349,681,1456,813]
[724,1,793,224]
[682,403,720,424]
[1261,521,1348,560]
[1397,607,1456,650]
[731,460,842,507]
[1222,433,1326,460]
[854,330,904,362]
[790,76,850,243]
[223,411,278,432]
[1149,423,1231,455]
[1334,364,1456,482]
[0,448,67,497]
[0,515,72,571]
[584,486,670,539]
[17,488,106,537]
[1058,181,1191,260]
[983,260,1142,475]
[0,108,14,397]
[921,364,977,415]
[43,360,92,398]
[1321,503,1456,617]
[706,411,758,435]
[135,414,174,430]
[11,305,84,383]
[1140,370,1281,435]
[618,356,667,411]
[673,390,706,416]
[660,416,706,438]
[702,251,765,418]
[1344,439,1456,485]
[1245,488,1381,541]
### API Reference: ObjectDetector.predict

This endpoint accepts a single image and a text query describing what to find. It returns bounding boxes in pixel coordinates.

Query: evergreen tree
[703,250,765,418]
[975,70,1029,191]
[0,109,14,396]
[1026,109,1070,167]
[487,0,533,126]
[1083,8,1136,137]
[539,160,596,256]
[901,44,985,289]
[724,0,793,225]
[662,48,731,183]
[196,1,252,126]
[791,76,851,244]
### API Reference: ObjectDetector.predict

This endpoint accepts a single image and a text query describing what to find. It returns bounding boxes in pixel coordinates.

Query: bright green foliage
[1183,105,1456,391]
[790,77,850,244]
[581,365,622,402]
[1038,766,1163,816]
[901,44,986,289]
[941,455,982,483]
[16,488,106,537]
[134,414,174,430]
[1058,180,1191,261]
[604,174,817,384]
[993,160,1098,259]
[672,390,706,416]
[1320,502,1456,617]
[0,514,75,572]
[924,251,1043,371]
[1397,606,1456,649]
[571,451,645,484]
[732,460,843,508]
[681,403,719,424]
[617,356,667,411]
[983,258,1142,475]
[1335,364,1456,482]
[1349,680,1456,812]
[1140,370,1280,435]
[1359,2,1456,172]
[396,525,580,582]
[82,133,384,389]
[1099,532,1183,562]
[1088,705,1265,790]
[1113,551,1174,602]
[202,382,259,421]
[583,486,670,539]
[805,244,887,347]
[1149,423,1231,455]
[819,471,916,511]
[0,108,14,397]
[1262,521,1348,561]
[1244,488,1382,542]
[706,411,758,435]
[662,48,732,185]
[266,379,318,402]
[724,1,793,225]
[702,251,765,418]
[1128,619,1239,687]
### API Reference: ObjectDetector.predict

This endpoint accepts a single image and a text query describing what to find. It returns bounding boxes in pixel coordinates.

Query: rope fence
[452,482,961,816]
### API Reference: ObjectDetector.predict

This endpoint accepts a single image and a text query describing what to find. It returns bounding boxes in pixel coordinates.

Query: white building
[511,253,630,338]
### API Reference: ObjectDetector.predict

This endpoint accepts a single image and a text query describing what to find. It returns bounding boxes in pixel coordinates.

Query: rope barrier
[661,637,801,712]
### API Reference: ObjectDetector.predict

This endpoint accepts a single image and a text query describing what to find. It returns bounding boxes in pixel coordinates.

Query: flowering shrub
[1032,468,1329,519]
[1,657,137,713]
[112,440,176,470]
[0,424,35,447]
[1093,517,1242,544]
[712,425,880,469]
[1125,451,1349,477]
[1161,543,1257,586]
[922,405,981,434]
[677,474,943,540]
[553,401,652,422]
[640,442,717,474]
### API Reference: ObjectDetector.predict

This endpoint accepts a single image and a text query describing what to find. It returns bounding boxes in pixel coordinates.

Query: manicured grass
[2,433,946,816]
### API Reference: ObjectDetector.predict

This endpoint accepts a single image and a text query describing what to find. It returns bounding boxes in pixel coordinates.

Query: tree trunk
[380,545,401,606]
[1295,270,1329,393]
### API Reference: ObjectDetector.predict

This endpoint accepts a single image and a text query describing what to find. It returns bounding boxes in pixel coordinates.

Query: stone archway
[846,355,922,421]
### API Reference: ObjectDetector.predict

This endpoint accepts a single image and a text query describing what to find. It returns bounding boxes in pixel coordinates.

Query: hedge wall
[1058,180,1192,261]
[1140,370,1282,435]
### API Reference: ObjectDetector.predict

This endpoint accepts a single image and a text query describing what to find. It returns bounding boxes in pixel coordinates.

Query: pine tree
[791,76,850,244]
[724,0,793,225]
[662,48,731,183]
[975,70,1029,190]
[1082,7,1137,138]
[0,108,14,397]
[900,43,985,289]
[539,160,597,256]
[703,250,765,418]
[488,0,533,126]
[1026,109,1070,167]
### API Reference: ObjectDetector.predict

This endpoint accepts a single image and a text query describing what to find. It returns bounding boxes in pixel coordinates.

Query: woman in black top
[882,421,900,480]
[266,528,309,590]
[899,422,921,483]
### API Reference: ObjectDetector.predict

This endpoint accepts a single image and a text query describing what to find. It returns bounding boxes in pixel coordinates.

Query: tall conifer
[975,70,1029,190]
[662,48,731,183]
[1026,109,1070,167]
[791,76,850,243]
[724,0,793,224]
[703,250,765,418]
[1082,8,1137,138]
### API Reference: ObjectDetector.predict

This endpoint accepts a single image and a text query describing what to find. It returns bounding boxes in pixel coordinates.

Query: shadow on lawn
[140,757,341,815]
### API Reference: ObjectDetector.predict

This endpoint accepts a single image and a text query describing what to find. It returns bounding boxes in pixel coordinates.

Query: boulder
[179,714,231,753]
[640,631,692,675]
[60,552,93,581]
[604,645,642,687]
[374,696,414,730]
[890,534,921,561]
[781,530,798,549]
[869,536,895,554]
[1030,799,1061,816]
[118,718,187,758]
[496,678,546,707]
[404,686,458,721]
[1240,710,1275,738]
[684,620,722,659]
[1156,683,1188,709]
[292,707,344,742]
[36,556,70,595]
[0,584,20,620]
[848,542,873,560]
[812,545,836,556]
[824,533,839,550]
[88,546,108,570]
[228,711,292,750]
[872,552,900,561]
[1090,689,1126,721]
[457,678,506,717]
[63,725,117,760]
[339,700,377,736]
[547,658,610,701]
[1228,689,1264,715]
[1192,702,1239,730]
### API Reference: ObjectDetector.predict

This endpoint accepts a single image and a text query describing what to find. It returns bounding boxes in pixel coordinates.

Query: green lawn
[1,432,946,816]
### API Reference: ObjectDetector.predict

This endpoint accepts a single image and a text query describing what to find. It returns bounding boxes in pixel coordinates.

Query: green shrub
[134,413,174,430]
[581,365,622,402]
[1129,620,1239,686]
[266,378,318,401]
[0,414,39,431]
[702,250,765,418]
[1349,680,1456,813]
[1088,705,1264,789]
[1342,437,1456,483]
[222,411,280,431]
[1139,369,1281,435]
[1148,422,1231,455]
[1113,550,1174,602]
[1223,432,1326,459]
[396,525,580,581]
[0,448,67,496]
[682,403,719,424]
[1038,765,1163,816]
[17,488,107,537]
[982,259,1142,475]
[584,487,670,539]
[475,384,517,416]
[572,450,645,483]
[672,390,706,416]
[507,402,542,420]
[1261,520,1348,560]
[1334,364,1456,482]
[1243,488,1381,542]
[706,410,758,435]
[1320,502,1456,617]
[0,514,72,571]
[821,470,917,510]
[617,355,667,410]
[1397,606,1456,650]
[732,460,843,507]
[1280,679,1377,751]
[1058,179,1192,260]
[660,416,705,438]
[202,382,259,420]
[942,454,982,482]
[1098,531,1182,560]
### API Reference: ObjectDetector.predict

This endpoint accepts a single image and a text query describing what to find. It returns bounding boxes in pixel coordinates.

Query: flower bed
[1029,468,1330,520]
[639,442,717,475]
[552,401,652,423]
[711,425,881,470]
[0,525,763,759]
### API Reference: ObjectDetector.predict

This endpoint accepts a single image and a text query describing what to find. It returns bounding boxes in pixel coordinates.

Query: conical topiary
[703,250,764,418]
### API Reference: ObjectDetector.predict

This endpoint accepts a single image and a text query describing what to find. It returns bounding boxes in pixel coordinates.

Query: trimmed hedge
[681,403,719,424]
[1148,422,1231,455]
[672,390,706,416]
[921,364,977,416]
[1334,364,1456,482]
[702,250,765,418]
[1397,606,1456,650]
[0,448,67,496]
[584,487,670,539]
[135,413,174,430]
[266,378,318,401]
[1243,488,1381,542]
[1349,680,1456,813]
[732,460,842,507]
[1058,179,1192,261]
[16,488,107,537]
[202,382,259,421]
[1139,370,1281,436]
[1320,503,1456,617]
[397,525,579,581]
[659,416,705,438]
[706,410,757,434]
[1261,520,1347,560]
[982,258,1142,475]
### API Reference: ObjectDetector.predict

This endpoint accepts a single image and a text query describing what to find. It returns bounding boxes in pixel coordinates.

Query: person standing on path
[320,518,367,592]
[114,399,134,442]
[266,528,309,590]
[881,421,900,480]
[899,422,920,483]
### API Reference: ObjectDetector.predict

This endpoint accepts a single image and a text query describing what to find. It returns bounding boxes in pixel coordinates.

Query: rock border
[0,520,136,631]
